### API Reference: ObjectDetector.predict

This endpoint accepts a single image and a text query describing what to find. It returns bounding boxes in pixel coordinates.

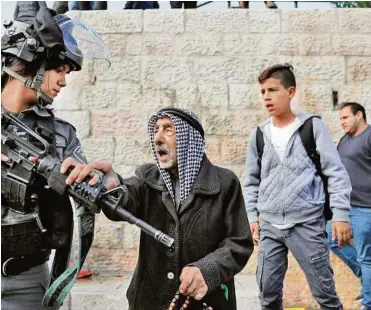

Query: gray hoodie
[243,112,351,225]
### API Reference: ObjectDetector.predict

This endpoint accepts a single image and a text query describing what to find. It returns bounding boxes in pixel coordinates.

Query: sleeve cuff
[331,208,350,222]
[247,211,259,223]
[188,258,221,292]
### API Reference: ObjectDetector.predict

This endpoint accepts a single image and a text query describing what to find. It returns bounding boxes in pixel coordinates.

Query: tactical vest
[1,107,73,258]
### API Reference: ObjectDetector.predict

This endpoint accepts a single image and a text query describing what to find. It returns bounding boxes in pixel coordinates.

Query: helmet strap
[2,61,53,105]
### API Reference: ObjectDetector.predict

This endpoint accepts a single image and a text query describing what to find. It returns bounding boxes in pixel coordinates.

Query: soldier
[1,8,108,309]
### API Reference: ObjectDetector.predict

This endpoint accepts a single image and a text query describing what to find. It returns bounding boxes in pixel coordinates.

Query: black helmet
[1,8,109,104]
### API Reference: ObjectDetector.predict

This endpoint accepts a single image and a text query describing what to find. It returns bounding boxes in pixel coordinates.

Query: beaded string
[168,291,213,310]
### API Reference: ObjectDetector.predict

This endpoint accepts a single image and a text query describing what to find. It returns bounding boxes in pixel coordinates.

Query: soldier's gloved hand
[60,157,100,186]
[84,161,120,190]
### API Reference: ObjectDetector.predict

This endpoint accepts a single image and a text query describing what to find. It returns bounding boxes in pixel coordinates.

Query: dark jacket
[104,157,253,310]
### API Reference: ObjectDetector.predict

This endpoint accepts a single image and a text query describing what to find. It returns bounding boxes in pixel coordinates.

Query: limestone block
[80,137,114,161]
[101,34,142,57]
[97,58,141,83]
[79,11,142,33]
[142,57,192,87]
[54,110,90,139]
[186,10,248,33]
[92,216,125,250]
[81,83,117,109]
[339,9,371,33]
[298,34,333,56]
[112,164,137,179]
[144,10,184,33]
[201,107,266,136]
[114,136,152,165]
[205,136,221,163]
[173,83,199,108]
[193,57,251,83]
[197,82,228,106]
[224,34,298,56]
[53,85,82,110]
[346,57,371,81]
[142,84,175,108]
[321,111,343,136]
[116,83,142,109]
[229,84,262,108]
[338,83,371,108]
[91,110,148,137]
[142,33,223,56]
[220,136,248,165]
[282,9,338,33]
[280,56,345,82]
[248,9,280,33]
[300,83,334,112]
[333,35,371,56]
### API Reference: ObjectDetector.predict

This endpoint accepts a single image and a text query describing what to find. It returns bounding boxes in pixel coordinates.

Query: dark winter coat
[104,156,254,310]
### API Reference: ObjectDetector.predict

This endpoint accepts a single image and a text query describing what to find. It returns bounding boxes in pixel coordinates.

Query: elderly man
[77,107,254,310]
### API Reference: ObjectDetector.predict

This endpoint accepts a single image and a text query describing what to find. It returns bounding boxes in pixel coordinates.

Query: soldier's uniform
[1,7,109,309]
[1,104,88,309]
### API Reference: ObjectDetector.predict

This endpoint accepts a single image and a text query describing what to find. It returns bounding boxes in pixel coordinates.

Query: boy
[244,64,352,310]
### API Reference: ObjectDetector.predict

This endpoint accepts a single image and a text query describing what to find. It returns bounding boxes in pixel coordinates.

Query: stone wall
[54,9,371,308]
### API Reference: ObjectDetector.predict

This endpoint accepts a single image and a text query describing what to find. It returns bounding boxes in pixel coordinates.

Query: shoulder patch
[73,146,86,164]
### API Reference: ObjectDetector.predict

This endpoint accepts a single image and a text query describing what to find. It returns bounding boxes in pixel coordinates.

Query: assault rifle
[1,111,174,250]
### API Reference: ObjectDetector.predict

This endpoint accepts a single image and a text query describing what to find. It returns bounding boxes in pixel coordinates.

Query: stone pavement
[60,275,260,310]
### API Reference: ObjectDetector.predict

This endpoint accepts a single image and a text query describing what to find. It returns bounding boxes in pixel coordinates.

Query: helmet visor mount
[58,19,111,73]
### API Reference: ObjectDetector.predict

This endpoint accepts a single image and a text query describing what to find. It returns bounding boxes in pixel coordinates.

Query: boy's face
[259,78,295,117]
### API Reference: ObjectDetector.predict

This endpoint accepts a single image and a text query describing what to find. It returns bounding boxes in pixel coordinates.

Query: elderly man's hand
[179,266,208,300]
[332,221,352,247]
[83,161,120,190]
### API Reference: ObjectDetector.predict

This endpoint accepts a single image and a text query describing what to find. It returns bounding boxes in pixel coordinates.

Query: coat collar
[142,156,221,196]
[2,103,53,118]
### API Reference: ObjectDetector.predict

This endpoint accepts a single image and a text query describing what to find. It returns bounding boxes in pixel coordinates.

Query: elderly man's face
[154,117,177,170]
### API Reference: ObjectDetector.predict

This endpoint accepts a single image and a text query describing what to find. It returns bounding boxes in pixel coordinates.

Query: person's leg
[69,1,80,10]
[265,1,278,8]
[184,1,197,9]
[287,217,342,310]
[94,1,107,10]
[170,1,183,9]
[326,220,362,278]
[257,220,289,310]
[350,206,371,309]
[1,262,53,310]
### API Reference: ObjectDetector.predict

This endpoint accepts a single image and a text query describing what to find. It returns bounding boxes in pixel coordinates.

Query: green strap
[221,284,228,301]
[42,201,94,307]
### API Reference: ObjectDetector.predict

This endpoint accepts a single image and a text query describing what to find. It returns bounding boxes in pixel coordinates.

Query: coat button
[167,272,175,280]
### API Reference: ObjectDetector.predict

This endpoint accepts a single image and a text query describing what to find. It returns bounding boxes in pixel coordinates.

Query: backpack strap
[298,117,332,221]
[298,118,322,174]
[256,127,264,167]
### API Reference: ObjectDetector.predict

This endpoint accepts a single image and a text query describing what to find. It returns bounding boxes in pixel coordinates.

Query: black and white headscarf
[148,109,205,204]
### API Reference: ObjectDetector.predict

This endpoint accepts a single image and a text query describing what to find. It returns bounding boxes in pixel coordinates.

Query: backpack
[256,117,333,221]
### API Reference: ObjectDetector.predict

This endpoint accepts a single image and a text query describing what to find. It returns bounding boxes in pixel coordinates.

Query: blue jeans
[327,206,371,308]
[326,220,362,278]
